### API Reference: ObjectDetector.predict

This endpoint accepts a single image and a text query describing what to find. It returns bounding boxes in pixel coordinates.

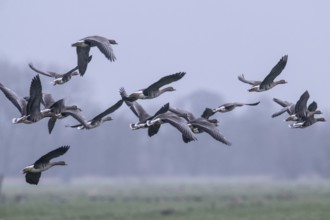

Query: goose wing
[0,82,26,114]
[294,90,309,118]
[143,72,186,95]
[201,108,215,119]
[25,172,41,185]
[238,74,261,86]
[26,75,43,122]
[120,87,151,122]
[91,99,123,121]
[192,119,231,146]
[76,47,91,76]
[307,101,318,112]
[34,146,70,165]
[28,63,60,78]
[64,111,90,128]
[159,113,197,142]
[83,36,116,62]
[272,107,290,118]
[48,117,57,134]
[242,101,260,106]
[273,98,292,107]
[169,107,196,121]
[148,124,161,137]
[259,55,288,89]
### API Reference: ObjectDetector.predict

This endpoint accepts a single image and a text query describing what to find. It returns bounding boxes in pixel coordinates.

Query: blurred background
[0,0,329,184]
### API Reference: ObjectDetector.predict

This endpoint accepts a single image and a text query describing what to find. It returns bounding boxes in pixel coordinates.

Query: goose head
[163,86,176,92]
[71,71,80,76]
[102,116,113,123]
[109,39,118,45]
[275,79,288,85]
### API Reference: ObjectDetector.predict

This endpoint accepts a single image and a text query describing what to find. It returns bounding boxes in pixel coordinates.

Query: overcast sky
[0,0,329,112]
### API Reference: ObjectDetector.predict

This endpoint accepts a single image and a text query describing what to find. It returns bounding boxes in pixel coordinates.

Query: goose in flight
[119,87,169,129]
[22,146,70,185]
[122,72,186,102]
[238,55,288,92]
[65,99,123,129]
[289,115,326,128]
[285,91,322,122]
[28,56,92,85]
[201,101,260,119]
[72,35,117,76]
[169,107,231,145]
[0,75,50,124]
[120,87,196,142]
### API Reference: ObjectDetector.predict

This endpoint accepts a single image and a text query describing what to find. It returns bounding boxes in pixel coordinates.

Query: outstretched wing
[144,72,186,93]
[92,99,123,121]
[34,146,70,164]
[238,74,261,86]
[84,36,116,62]
[76,47,91,76]
[260,55,288,88]
[26,75,43,122]
[0,82,26,114]
[28,63,59,78]
[294,90,309,118]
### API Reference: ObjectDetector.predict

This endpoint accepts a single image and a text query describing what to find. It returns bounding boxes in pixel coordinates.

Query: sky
[0,0,329,112]
[0,0,329,180]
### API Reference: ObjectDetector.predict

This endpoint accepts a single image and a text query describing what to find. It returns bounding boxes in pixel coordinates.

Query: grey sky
[0,0,329,111]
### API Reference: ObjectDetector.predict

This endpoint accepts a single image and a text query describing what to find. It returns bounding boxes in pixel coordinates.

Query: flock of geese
[0,36,326,185]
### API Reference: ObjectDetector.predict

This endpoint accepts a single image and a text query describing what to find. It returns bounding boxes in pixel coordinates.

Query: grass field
[1,178,330,220]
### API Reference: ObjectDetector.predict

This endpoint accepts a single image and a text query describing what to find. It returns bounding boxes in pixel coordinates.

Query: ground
[1,177,330,220]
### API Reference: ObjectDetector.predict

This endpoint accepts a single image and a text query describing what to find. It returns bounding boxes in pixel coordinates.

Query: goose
[122,72,186,102]
[119,87,196,142]
[289,116,326,128]
[0,75,50,124]
[120,87,169,129]
[201,101,260,118]
[65,99,123,129]
[28,56,92,85]
[271,98,295,118]
[22,145,70,185]
[238,55,288,92]
[285,91,322,122]
[71,35,117,76]
[169,107,231,145]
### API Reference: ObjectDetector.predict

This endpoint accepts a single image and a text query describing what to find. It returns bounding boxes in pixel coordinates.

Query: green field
[1,178,330,220]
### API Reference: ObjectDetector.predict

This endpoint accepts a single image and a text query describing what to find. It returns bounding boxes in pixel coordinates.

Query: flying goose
[0,75,50,124]
[121,72,186,102]
[22,146,70,185]
[201,101,260,119]
[289,115,326,128]
[65,99,123,129]
[71,35,117,76]
[119,87,169,129]
[28,56,92,85]
[238,55,288,92]
[169,107,231,145]
[285,91,322,122]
